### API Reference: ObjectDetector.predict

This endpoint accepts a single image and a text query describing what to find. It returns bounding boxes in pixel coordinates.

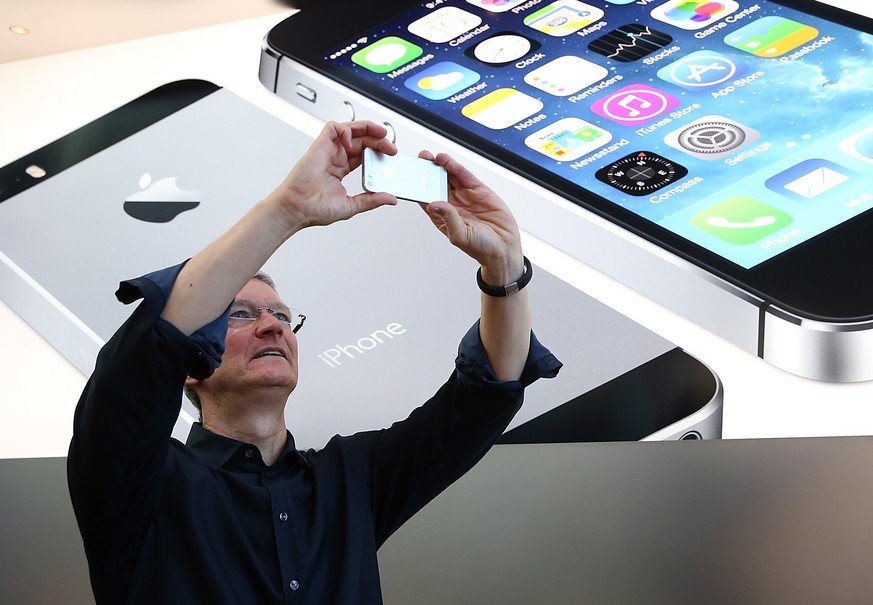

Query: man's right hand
[269,120,399,234]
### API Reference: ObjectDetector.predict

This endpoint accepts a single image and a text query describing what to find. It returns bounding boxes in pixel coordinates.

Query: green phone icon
[692,196,792,244]
[351,37,423,73]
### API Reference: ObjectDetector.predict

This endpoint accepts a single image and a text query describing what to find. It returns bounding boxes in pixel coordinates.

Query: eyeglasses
[228,305,307,333]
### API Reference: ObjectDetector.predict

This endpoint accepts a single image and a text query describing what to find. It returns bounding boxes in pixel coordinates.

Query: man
[68,120,561,604]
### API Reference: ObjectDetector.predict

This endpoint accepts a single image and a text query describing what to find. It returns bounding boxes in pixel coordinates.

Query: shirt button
[279,511,288,522]
[290,580,300,591]
[244,448,255,458]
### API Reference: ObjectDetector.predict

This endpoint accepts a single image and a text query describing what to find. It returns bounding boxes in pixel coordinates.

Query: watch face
[465,32,540,66]
[595,151,688,196]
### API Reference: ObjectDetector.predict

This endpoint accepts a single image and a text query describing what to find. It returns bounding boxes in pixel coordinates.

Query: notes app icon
[590,84,680,126]
[462,89,544,129]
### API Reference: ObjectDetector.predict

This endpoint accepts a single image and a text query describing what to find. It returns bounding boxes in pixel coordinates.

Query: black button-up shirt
[68,263,561,604]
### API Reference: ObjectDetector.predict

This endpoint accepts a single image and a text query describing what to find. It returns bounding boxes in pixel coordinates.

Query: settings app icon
[664,115,760,160]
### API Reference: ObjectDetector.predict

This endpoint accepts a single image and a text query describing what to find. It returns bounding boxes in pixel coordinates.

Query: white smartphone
[362,148,448,203]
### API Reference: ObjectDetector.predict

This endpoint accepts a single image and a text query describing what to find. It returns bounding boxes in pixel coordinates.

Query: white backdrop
[2,1,872,459]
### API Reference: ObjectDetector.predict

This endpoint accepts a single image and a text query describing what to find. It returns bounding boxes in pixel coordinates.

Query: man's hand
[417,151,524,285]
[269,120,399,233]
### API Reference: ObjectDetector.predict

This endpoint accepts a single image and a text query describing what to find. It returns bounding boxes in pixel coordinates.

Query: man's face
[195,278,300,403]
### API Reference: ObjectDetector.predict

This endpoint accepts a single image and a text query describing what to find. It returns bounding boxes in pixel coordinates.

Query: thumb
[426,201,466,244]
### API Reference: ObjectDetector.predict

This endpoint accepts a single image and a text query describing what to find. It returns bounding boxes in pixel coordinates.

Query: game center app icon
[351,37,422,73]
[651,0,739,31]
[724,16,819,57]
[692,196,792,244]
[525,118,612,161]
[657,50,747,90]
[591,84,680,126]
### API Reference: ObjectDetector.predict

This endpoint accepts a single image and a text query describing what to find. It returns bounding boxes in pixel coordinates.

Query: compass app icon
[657,50,747,90]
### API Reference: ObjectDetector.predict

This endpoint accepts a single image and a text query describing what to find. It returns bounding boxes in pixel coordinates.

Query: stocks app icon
[588,24,673,62]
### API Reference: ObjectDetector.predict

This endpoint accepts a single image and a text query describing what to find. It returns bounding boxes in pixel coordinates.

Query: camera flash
[25,165,46,179]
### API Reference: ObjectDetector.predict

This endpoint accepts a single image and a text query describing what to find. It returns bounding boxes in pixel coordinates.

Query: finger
[426,201,467,244]
[431,153,485,191]
[349,191,398,215]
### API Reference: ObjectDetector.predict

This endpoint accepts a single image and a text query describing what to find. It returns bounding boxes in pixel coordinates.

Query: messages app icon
[692,196,792,244]
[352,37,423,73]
[724,16,819,57]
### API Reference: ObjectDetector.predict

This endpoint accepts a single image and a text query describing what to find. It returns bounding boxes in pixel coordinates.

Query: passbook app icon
[462,89,543,130]
[765,159,854,201]
[724,16,819,57]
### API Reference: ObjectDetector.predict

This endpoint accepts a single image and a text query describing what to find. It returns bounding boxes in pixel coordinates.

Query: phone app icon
[838,124,873,165]
[591,84,681,126]
[692,196,792,244]
[408,7,482,43]
[523,1,605,37]
[595,151,688,196]
[657,50,747,90]
[351,37,423,73]
[651,0,739,31]
[466,0,528,13]
[588,24,674,62]
[524,56,608,97]
[724,16,819,57]
[404,62,481,100]
[525,118,613,161]
[765,159,853,201]
[462,89,544,130]
[664,116,760,160]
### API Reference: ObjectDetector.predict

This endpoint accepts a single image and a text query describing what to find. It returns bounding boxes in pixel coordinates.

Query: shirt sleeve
[67,261,230,571]
[454,319,563,389]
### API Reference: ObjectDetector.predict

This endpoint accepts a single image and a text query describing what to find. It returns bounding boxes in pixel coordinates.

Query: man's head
[184,271,303,421]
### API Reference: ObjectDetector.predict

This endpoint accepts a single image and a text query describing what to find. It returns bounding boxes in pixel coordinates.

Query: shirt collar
[186,422,305,468]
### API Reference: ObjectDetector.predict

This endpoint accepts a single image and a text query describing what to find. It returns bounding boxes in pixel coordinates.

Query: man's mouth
[254,349,286,359]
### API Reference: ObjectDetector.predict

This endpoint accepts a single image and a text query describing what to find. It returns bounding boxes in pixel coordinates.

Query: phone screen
[295,0,872,273]
[363,148,449,202]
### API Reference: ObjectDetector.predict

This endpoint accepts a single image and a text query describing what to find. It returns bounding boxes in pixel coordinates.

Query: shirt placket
[263,458,307,603]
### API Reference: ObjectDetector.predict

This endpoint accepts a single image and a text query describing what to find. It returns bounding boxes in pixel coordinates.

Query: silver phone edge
[259,39,873,383]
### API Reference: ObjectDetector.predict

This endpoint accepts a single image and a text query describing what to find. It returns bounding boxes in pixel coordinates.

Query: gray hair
[184,270,279,419]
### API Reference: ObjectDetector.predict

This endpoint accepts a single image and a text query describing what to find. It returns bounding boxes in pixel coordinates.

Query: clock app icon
[465,32,541,66]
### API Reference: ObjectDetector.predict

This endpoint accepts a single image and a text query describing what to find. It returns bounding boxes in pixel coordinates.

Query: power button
[295,83,317,103]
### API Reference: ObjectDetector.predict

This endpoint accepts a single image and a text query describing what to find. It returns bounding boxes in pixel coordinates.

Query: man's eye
[274,311,291,323]
[229,310,255,320]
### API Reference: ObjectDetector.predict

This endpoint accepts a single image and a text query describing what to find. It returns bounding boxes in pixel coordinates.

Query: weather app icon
[404,62,481,100]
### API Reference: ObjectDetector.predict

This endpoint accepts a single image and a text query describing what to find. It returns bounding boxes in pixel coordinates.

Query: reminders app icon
[462,89,543,129]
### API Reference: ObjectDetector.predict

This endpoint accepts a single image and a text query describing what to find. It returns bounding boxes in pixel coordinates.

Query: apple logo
[123,173,201,223]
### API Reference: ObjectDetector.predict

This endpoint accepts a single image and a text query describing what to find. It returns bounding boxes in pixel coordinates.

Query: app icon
[404,62,481,100]
[692,196,792,244]
[462,89,544,129]
[657,50,747,90]
[351,37,423,73]
[408,7,483,43]
[605,0,638,4]
[651,0,739,31]
[591,84,681,126]
[595,151,688,196]
[466,33,541,66]
[525,118,613,161]
[838,124,873,165]
[765,159,853,201]
[523,1,605,37]
[466,0,528,13]
[524,56,608,96]
[588,24,673,62]
[724,16,819,57]
[664,115,760,159]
